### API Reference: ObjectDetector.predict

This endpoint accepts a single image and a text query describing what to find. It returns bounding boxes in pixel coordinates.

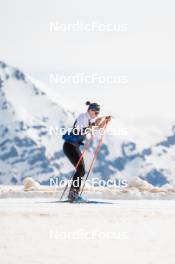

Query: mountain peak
[0,61,73,184]
[0,60,26,83]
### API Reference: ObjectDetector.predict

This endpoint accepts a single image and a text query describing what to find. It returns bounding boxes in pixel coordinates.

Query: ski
[57,199,114,204]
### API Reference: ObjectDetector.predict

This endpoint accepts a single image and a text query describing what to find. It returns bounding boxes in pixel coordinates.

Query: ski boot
[68,187,79,202]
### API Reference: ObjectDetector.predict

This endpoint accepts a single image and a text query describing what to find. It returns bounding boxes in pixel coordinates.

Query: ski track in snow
[0,198,174,264]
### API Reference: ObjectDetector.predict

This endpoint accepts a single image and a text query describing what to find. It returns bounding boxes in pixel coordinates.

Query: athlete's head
[86,101,100,118]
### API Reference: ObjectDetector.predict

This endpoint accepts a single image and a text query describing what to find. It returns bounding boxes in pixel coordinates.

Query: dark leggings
[63,141,85,192]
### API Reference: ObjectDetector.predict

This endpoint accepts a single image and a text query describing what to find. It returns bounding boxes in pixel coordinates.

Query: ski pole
[60,134,94,200]
[79,121,109,196]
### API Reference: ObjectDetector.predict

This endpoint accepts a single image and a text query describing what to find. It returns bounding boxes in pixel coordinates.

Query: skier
[63,101,111,202]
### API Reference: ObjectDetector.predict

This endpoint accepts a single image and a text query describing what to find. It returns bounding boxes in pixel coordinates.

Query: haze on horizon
[0,0,175,119]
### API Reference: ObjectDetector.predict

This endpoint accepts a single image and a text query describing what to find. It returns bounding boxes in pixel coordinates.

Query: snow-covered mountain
[0,61,175,189]
[0,61,74,184]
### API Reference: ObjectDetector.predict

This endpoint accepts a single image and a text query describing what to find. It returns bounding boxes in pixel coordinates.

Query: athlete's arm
[88,116,111,131]
[97,116,111,128]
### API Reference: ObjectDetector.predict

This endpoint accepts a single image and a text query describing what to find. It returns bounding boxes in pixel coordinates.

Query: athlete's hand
[105,116,112,123]
[95,117,103,126]
[94,116,112,129]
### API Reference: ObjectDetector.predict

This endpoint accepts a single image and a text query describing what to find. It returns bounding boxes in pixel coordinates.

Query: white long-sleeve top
[74,112,97,132]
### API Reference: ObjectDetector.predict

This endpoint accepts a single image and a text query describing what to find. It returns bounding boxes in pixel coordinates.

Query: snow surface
[0,198,174,264]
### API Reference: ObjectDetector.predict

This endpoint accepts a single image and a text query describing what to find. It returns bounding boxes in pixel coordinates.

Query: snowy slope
[0,61,74,184]
[0,61,175,191]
